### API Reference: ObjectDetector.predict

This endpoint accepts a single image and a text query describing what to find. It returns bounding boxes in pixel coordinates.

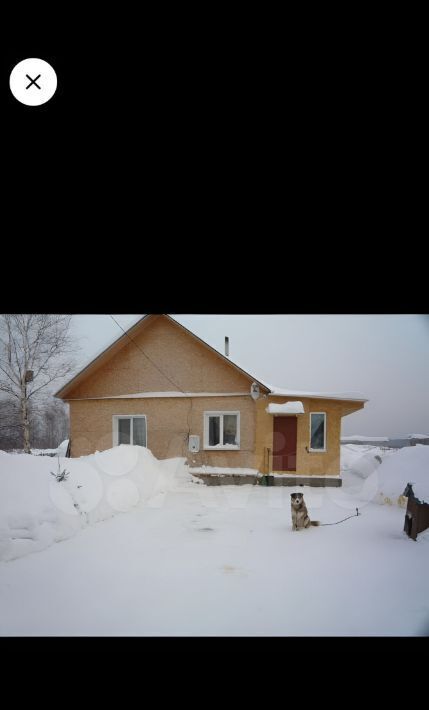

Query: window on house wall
[114,416,147,447]
[310,412,326,451]
[118,417,131,444]
[204,412,240,450]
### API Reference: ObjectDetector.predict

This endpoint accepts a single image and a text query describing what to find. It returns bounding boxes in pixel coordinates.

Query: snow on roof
[267,387,368,402]
[266,401,305,415]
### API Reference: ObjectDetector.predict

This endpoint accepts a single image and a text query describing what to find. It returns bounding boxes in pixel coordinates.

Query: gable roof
[54,314,270,399]
[55,314,368,403]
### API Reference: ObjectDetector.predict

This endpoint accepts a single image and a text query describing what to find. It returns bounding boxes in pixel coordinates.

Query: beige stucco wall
[66,316,253,399]
[69,395,258,466]
[69,394,363,474]
[255,396,364,476]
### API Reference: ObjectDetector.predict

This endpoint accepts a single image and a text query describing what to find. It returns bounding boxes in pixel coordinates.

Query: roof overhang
[267,390,368,403]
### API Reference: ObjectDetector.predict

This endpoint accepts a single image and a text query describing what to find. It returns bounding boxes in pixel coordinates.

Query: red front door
[272,416,297,471]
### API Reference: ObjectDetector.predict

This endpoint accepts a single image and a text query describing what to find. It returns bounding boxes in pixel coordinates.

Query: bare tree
[0,398,22,449]
[0,315,75,453]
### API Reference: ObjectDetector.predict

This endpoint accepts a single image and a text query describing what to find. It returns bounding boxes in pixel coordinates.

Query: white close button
[9,58,57,106]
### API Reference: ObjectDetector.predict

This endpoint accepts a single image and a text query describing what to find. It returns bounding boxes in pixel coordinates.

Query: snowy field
[0,444,428,636]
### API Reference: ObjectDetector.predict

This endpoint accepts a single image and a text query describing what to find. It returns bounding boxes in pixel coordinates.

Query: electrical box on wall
[189,435,200,453]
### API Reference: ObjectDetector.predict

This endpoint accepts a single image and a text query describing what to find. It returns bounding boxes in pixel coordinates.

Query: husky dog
[290,492,320,530]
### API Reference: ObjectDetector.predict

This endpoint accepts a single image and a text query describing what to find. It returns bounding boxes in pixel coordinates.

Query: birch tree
[0,315,75,453]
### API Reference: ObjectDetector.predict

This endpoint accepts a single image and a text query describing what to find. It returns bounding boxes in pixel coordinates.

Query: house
[55,315,367,486]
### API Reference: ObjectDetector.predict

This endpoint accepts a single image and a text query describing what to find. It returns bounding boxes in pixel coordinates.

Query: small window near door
[310,412,326,451]
[204,412,240,450]
[114,416,147,447]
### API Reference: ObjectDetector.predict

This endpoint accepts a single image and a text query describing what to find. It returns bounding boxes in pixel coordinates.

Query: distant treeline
[0,397,69,451]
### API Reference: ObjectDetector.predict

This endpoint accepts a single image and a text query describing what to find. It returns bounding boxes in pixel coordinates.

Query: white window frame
[309,412,327,452]
[203,411,241,450]
[112,415,147,447]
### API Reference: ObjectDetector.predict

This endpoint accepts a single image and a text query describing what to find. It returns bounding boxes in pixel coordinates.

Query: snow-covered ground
[0,444,428,636]
[7,439,70,457]
[341,443,429,504]
[0,445,194,563]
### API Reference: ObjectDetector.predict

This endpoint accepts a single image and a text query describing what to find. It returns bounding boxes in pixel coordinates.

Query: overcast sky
[69,314,429,437]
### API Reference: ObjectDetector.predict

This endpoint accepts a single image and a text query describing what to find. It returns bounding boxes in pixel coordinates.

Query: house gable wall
[66,316,253,399]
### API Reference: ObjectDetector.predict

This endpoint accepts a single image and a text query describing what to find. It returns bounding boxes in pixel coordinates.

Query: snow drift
[374,445,429,506]
[0,445,194,562]
[341,443,429,507]
[341,444,394,477]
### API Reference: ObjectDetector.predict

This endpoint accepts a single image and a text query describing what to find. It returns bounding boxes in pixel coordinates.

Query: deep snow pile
[5,439,70,457]
[374,445,429,506]
[0,446,194,562]
[30,439,70,457]
[341,443,397,478]
[341,443,429,507]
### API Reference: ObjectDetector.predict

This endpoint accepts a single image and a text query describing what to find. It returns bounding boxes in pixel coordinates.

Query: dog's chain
[319,508,360,526]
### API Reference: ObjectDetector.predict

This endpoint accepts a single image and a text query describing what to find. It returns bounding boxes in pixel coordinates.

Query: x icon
[25,73,41,90]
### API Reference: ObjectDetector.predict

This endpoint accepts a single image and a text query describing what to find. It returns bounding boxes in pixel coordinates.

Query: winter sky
[69,314,429,437]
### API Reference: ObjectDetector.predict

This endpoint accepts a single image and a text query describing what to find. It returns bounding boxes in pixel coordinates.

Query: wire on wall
[109,316,186,394]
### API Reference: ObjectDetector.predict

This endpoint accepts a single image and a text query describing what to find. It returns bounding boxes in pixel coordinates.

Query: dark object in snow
[50,457,70,482]
[403,483,429,541]
[51,468,69,482]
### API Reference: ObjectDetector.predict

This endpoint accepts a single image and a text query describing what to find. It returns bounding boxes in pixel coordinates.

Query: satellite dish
[250,382,260,400]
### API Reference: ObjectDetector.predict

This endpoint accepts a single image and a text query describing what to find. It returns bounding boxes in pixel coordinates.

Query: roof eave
[54,314,152,399]
[55,314,270,400]
[268,392,368,403]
